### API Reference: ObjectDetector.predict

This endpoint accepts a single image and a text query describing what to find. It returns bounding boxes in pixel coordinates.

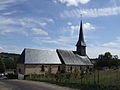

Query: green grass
[25,69,120,90]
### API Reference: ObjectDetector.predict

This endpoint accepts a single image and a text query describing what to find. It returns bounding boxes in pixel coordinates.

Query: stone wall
[17,64,25,74]
[17,64,93,75]
[25,64,59,75]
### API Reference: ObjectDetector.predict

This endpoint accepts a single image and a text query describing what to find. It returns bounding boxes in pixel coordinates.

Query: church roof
[19,48,61,64]
[18,48,92,66]
[57,49,92,65]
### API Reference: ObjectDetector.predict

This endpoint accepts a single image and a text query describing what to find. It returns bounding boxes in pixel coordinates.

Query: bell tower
[76,20,86,56]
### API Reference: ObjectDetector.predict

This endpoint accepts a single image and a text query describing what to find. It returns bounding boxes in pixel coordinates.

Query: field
[26,69,120,90]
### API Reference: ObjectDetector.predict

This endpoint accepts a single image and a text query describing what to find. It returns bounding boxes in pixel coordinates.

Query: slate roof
[57,49,92,65]
[19,48,61,64]
[18,48,92,66]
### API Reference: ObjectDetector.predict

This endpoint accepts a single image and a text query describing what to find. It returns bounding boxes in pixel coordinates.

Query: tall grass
[25,69,120,90]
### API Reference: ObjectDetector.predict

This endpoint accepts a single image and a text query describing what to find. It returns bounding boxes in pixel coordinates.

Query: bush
[6,73,18,79]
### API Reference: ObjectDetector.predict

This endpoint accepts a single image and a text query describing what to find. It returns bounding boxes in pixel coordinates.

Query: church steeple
[76,20,86,56]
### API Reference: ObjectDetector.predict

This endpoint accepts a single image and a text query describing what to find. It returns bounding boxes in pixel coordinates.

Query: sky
[0,0,120,58]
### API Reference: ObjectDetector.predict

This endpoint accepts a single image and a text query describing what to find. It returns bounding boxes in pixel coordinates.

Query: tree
[0,53,20,70]
[113,55,118,60]
[96,52,120,68]
[103,52,112,60]
[98,54,104,60]
[0,59,5,73]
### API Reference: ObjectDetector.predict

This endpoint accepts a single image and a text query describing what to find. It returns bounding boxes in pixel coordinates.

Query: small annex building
[17,20,93,75]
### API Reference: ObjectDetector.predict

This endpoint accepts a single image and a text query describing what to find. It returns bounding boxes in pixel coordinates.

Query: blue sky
[0,0,120,58]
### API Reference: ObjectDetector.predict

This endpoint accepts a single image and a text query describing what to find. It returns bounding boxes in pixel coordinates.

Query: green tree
[96,52,120,68]
[113,55,118,60]
[0,53,20,70]
[103,52,112,60]
[98,54,104,60]
[0,59,5,73]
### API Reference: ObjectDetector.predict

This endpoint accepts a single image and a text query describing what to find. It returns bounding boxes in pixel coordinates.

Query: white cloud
[0,44,23,54]
[0,17,53,27]
[32,28,48,35]
[42,18,54,23]
[47,18,54,22]
[102,37,120,48]
[2,11,16,15]
[60,22,95,38]
[102,42,118,47]
[61,6,120,18]
[0,0,16,4]
[67,22,72,25]
[70,25,79,30]
[83,23,95,31]
[39,22,47,26]
[0,29,14,35]
[87,36,120,58]
[69,22,95,31]
[0,16,53,35]
[57,36,75,43]
[0,17,32,26]
[32,37,60,44]
[0,25,17,35]
[0,0,26,10]
[54,0,90,6]
[87,46,120,58]
[0,46,4,50]
[32,35,76,47]
[41,39,59,44]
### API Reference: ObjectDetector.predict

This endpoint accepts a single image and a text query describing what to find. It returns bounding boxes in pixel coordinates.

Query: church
[17,20,93,75]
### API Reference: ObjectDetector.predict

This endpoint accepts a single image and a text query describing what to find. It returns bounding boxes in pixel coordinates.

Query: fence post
[97,69,100,89]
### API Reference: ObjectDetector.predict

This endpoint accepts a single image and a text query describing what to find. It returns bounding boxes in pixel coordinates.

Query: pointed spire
[76,16,86,56]
[76,20,86,47]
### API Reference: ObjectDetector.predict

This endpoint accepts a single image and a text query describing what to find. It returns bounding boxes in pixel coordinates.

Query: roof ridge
[24,48,55,51]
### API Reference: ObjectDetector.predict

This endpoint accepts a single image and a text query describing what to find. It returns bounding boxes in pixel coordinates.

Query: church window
[41,65,45,72]
[58,66,60,72]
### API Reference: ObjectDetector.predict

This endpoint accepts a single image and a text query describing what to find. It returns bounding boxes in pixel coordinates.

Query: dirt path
[0,82,9,90]
[0,80,74,90]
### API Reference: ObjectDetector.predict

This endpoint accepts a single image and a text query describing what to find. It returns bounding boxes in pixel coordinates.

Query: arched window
[41,65,45,72]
